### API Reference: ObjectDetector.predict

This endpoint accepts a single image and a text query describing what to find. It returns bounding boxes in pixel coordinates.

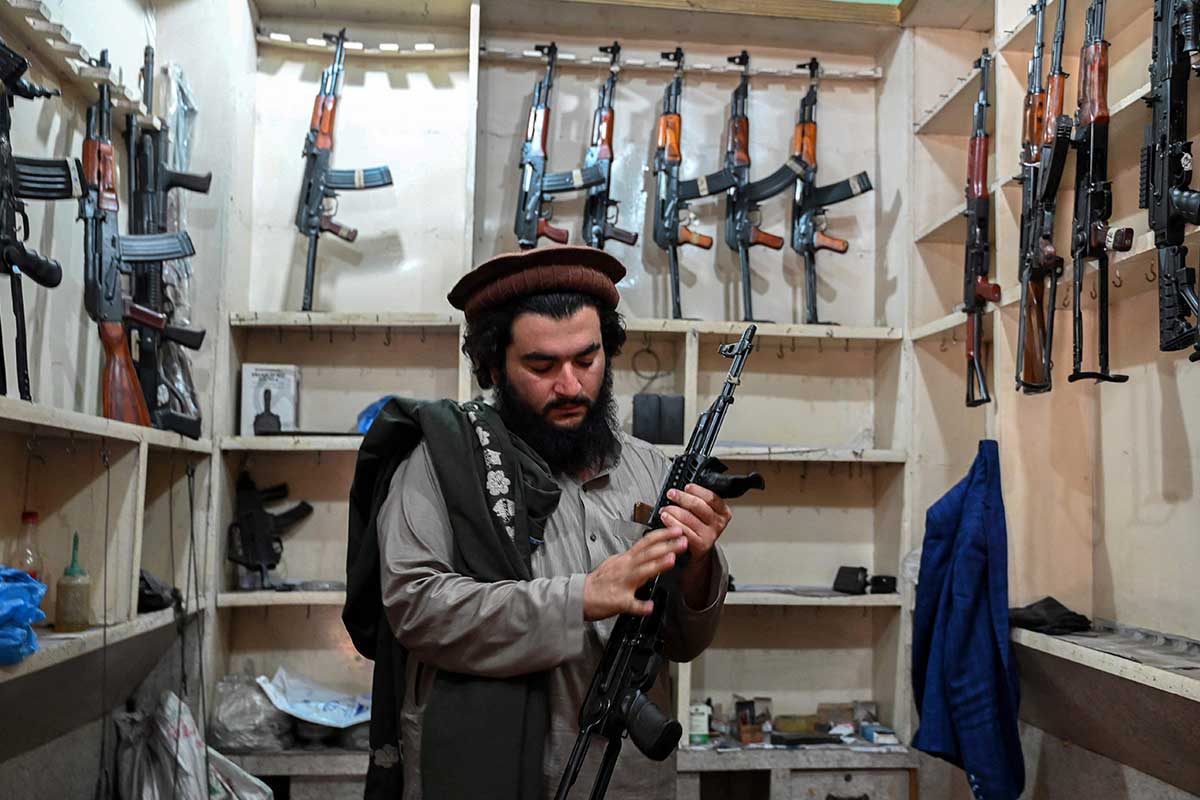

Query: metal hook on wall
[350,327,357,342]
[384,327,392,346]
[420,327,427,343]
[307,325,315,342]
[642,331,651,349]
[939,336,947,352]
[1145,266,1157,283]
[777,342,785,359]
[1090,285,1097,300]
[790,337,796,353]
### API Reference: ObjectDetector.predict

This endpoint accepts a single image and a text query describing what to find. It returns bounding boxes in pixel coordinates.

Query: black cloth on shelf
[1008,596,1091,635]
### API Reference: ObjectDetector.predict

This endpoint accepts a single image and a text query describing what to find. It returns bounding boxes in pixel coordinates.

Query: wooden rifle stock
[82,139,118,213]
[657,113,681,162]
[793,121,817,169]
[316,95,337,149]
[1078,41,1109,126]
[1020,89,1046,166]
[727,118,750,167]
[967,133,989,199]
[1041,72,1067,147]
[593,107,614,161]
[100,320,151,425]
[1020,281,1051,386]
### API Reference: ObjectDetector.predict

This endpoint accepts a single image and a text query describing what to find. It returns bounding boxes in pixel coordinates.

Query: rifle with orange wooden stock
[651,47,731,319]
[964,49,1000,407]
[1068,0,1132,384]
[295,29,393,312]
[581,42,637,250]
[723,51,787,322]
[1015,0,1071,394]
[79,50,197,426]
[789,57,873,325]
[515,42,607,249]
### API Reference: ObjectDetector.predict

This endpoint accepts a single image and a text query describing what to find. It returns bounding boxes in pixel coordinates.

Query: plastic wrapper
[116,690,273,799]
[0,567,47,664]
[210,675,295,752]
[257,666,371,728]
[160,61,202,419]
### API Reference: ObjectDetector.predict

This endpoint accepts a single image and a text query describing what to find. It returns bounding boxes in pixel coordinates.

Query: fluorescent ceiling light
[414,42,436,51]
[268,32,291,42]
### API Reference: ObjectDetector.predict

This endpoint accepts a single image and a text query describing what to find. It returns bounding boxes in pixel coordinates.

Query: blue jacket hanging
[912,439,1024,800]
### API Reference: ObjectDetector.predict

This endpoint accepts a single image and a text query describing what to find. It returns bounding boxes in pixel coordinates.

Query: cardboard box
[241,364,299,435]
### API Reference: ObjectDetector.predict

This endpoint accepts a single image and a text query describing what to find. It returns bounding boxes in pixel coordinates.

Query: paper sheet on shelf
[256,666,371,728]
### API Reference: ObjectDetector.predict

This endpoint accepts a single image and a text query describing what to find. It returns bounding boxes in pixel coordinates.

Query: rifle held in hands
[555,325,765,800]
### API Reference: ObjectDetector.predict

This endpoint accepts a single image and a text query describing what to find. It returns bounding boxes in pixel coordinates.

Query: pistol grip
[815,231,849,253]
[321,215,358,242]
[751,227,784,250]
[680,226,713,250]
[538,218,569,244]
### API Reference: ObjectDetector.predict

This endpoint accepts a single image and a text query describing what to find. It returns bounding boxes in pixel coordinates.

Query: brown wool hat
[448,246,626,320]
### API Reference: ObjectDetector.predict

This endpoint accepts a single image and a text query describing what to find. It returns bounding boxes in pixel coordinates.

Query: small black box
[632,393,684,445]
[833,566,869,595]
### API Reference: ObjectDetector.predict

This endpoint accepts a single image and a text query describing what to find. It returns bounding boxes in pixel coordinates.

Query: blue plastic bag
[0,567,48,665]
[356,395,398,434]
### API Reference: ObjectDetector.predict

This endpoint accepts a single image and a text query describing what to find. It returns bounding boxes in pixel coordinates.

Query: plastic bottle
[10,511,44,581]
[55,532,91,632]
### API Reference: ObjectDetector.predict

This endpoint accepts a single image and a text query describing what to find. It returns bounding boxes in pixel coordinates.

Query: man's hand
[583,528,688,622]
[659,483,732,564]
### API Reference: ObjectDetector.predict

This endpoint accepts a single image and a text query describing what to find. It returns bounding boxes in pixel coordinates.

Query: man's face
[500,306,606,429]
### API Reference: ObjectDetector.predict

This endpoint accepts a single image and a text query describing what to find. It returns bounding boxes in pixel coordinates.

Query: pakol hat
[448,246,625,320]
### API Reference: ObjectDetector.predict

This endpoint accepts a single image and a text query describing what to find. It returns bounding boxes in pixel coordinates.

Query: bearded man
[344,246,732,800]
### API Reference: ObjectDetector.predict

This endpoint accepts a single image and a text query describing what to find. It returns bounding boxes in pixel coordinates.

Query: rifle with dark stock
[1069,0,1132,383]
[515,42,607,249]
[964,49,1001,406]
[1141,0,1200,360]
[789,57,873,325]
[581,42,637,250]
[126,46,213,437]
[723,51,787,322]
[1015,0,1071,394]
[295,29,393,312]
[555,325,765,800]
[79,50,197,426]
[0,39,70,403]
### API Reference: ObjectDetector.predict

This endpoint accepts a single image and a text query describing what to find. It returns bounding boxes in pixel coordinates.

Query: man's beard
[495,365,620,477]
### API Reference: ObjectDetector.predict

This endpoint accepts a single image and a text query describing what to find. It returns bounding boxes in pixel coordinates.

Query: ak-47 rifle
[789,58,873,325]
[652,47,739,319]
[295,29,393,312]
[581,42,637,250]
[964,49,1000,407]
[79,50,197,426]
[1069,0,1132,383]
[227,470,313,590]
[126,47,213,438]
[1140,0,1200,359]
[0,39,72,403]
[723,51,787,322]
[554,325,765,800]
[1015,0,1072,394]
[515,42,607,249]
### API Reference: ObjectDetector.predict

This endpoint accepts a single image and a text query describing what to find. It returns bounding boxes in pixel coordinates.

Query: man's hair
[461,292,626,390]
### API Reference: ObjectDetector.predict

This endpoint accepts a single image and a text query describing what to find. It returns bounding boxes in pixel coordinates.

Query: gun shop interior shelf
[217,590,347,608]
[660,444,908,464]
[0,607,191,685]
[229,311,462,332]
[219,435,364,452]
[914,63,988,136]
[0,396,213,454]
[724,591,902,607]
[995,0,1147,53]
[0,0,160,127]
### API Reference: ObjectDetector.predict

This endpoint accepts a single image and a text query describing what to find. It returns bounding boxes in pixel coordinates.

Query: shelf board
[915,177,1012,245]
[660,444,907,464]
[222,748,368,777]
[253,0,473,27]
[677,744,915,772]
[218,590,346,608]
[256,33,469,60]
[0,0,158,126]
[1012,628,1200,704]
[229,311,461,332]
[997,0,1148,55]
[725,591,902,607]
[220,435,363,452]
[693,320,902,342]
[0,608,185,685]
[0,396,212,454]
[914,64,987,137]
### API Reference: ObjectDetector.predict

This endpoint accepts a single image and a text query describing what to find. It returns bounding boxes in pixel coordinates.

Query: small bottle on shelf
[9,511,44,581]
[55,532,91,632]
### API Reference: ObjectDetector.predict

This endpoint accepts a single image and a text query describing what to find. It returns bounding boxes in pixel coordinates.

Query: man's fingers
[633,552,677,584]
[668,487,719,526]
[627,598,654,616]
[661,507,704,536]
[631,527,683,553]
[633,540,683,571]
